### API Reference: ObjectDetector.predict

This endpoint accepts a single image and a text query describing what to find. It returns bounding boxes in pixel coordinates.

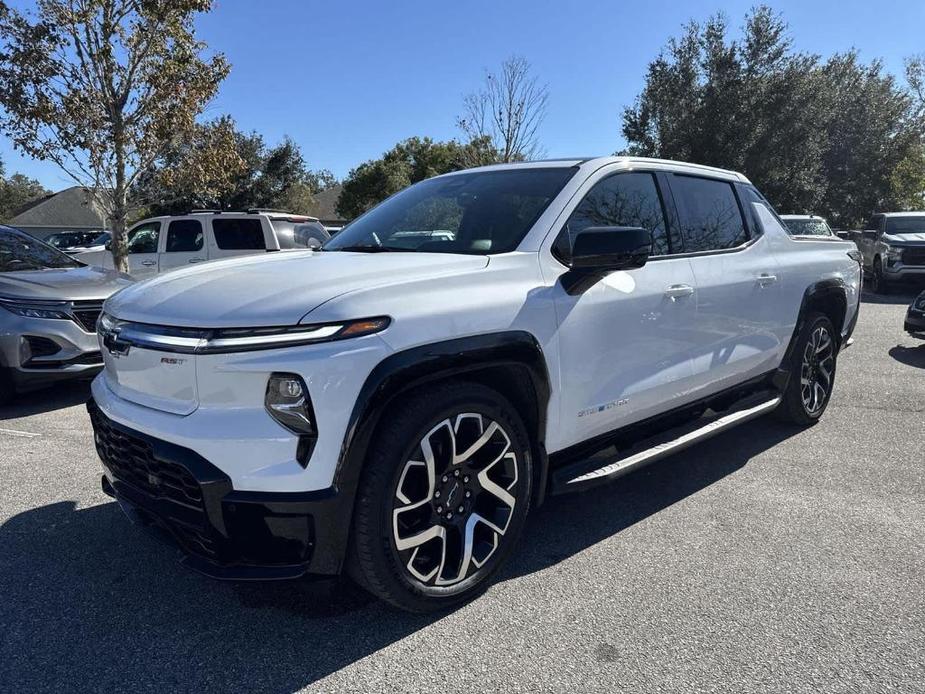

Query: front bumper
[884,261,925,281]
[88,399,354,579]
[0,312,102,393]
[905,309,925,338]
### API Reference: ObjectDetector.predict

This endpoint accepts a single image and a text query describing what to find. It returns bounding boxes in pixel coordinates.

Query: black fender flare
[333,330,552,510]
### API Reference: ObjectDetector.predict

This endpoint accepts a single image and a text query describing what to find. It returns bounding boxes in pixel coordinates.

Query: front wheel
[871,257,891,294]
[348,382,533,612]
[775,312,838,425]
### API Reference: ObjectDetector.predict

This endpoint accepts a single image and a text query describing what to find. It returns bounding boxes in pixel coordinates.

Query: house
[309,185,349,230]
[7,186,107,240]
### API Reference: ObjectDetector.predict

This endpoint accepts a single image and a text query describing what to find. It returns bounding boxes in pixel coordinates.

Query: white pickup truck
[88,157,861,611]
[79,210,330,279]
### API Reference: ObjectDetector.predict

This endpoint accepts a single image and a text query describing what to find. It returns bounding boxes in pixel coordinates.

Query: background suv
[79,210,330,279]
[88,157,860,611]
[0,225,131,404]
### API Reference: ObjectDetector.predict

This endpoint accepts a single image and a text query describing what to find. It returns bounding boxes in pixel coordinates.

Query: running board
[550,394,781,495]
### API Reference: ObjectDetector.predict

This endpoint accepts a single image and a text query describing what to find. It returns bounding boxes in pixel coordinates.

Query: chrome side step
[551,394,781,494]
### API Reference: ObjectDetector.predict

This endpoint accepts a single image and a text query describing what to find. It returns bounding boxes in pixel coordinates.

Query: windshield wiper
[333,244,408,253]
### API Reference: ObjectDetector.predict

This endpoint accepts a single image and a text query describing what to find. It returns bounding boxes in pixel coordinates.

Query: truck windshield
[886,217,925,235]
[785,218,833,236]
[0,226,82,272]
[324,168,576,255]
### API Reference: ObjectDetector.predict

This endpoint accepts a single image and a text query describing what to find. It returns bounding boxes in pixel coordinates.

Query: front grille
[89,404,203,510]
[903,247,925,266]
[71,300,104,333]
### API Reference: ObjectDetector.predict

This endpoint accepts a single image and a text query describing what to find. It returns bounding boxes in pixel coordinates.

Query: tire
[871,257,891,294]
[775,312,838,425]
[348,381,533,612]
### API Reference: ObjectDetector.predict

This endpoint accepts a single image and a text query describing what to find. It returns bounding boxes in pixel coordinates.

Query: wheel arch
[772,278,848,391]
[334,331,552,509]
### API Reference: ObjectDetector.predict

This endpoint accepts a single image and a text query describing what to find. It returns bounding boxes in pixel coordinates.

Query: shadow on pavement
[859,288,917,306]
[0,380,92,421]
[0,418,800,692]
[888,343,925,369]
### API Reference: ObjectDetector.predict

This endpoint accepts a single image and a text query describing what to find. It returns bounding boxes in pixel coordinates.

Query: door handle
[188,258,205,264]
[664,284,695,301]
[140,260,156,266]
[757,273,778,286]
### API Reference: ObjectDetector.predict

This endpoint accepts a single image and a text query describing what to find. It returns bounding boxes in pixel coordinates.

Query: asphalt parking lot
[2,289,924,693]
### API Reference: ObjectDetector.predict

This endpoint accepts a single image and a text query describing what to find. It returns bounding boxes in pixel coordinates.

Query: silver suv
[0,225,131,404]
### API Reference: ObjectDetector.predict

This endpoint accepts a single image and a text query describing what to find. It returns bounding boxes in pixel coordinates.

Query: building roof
[8,186,107,229]
[309,184,346,224]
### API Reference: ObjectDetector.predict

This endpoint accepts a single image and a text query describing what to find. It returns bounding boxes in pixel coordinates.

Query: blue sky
[2,0,923,191]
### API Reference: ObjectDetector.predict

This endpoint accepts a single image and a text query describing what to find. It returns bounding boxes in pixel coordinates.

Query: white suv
[79,210,330,279]
[88,157,861,611]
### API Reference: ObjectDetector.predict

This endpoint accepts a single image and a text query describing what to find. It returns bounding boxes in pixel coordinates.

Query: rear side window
[558,172,671,256]
[672,175,748,252]
[165,219,203,252]
[212,219,266,250]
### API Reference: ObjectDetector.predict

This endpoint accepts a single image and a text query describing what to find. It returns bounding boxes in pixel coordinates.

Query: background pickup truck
[856,212,925,293]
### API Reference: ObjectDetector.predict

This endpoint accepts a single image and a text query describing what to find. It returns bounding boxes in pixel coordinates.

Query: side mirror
[561,226,652,294]
[862,230,879,240]
[104,240,112,250]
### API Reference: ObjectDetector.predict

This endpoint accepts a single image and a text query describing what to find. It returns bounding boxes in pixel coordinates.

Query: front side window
[165,219,204,252]
[127,222,161,254]
[324,168,576,255]
[672,175,748,252]
[0,226,81,272]
[556,172,670,258]
[213,219,266,250]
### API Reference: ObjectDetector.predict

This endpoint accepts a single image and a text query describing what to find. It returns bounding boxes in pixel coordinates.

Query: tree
[0,0,230,272]
[458,55,548,164]
[337,136,483,218]
[907,54,925,113]
[0,159,50,221]
[622,6,925,227]
[133,116,334,215]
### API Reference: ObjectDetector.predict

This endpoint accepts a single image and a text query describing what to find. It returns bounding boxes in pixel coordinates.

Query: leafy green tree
[133,116,334,215]
[337,136,491,218]
[0,0,230,272]
[0,159,50,221]
[622,6,925,227]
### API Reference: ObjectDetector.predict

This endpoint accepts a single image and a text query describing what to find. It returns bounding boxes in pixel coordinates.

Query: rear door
[208,216,270,261]
[125,221,162,278]
[666,173,785,396]
[159,218,206,273]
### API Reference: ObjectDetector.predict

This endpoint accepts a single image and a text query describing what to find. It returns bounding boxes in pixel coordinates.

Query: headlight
[0,298,70,320]
[886,246,903,261]
[915,296,925,311]
[265,373,316,467]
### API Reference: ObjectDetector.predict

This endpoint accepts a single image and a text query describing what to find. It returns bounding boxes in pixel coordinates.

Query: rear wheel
[775,312,837,425]
[348,382,532,612]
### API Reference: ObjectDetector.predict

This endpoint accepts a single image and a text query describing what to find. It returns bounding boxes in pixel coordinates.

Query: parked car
[780,214,836,237]
[905,290,925,338]
[857,212,925,293]
[78,210,330,279]
[0,225,131,405]
[67,230,111,256]
[87,157,861,611]
[45,230,106,252]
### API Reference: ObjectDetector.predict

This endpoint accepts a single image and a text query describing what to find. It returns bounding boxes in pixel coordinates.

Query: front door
[548,170,702,450]
[125,221,161,279]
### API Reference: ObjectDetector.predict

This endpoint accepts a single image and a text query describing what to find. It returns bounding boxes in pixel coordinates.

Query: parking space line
[0,427,41,438]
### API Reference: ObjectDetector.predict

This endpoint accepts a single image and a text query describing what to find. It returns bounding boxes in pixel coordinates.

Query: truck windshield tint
[325,168,576,255]
[886,217,925,234]
[0,227,82,272]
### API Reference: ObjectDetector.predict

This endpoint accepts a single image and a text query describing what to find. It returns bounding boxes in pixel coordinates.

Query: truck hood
[104,250,490,327]
[884,233,925,245]
[0,264,131,301]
